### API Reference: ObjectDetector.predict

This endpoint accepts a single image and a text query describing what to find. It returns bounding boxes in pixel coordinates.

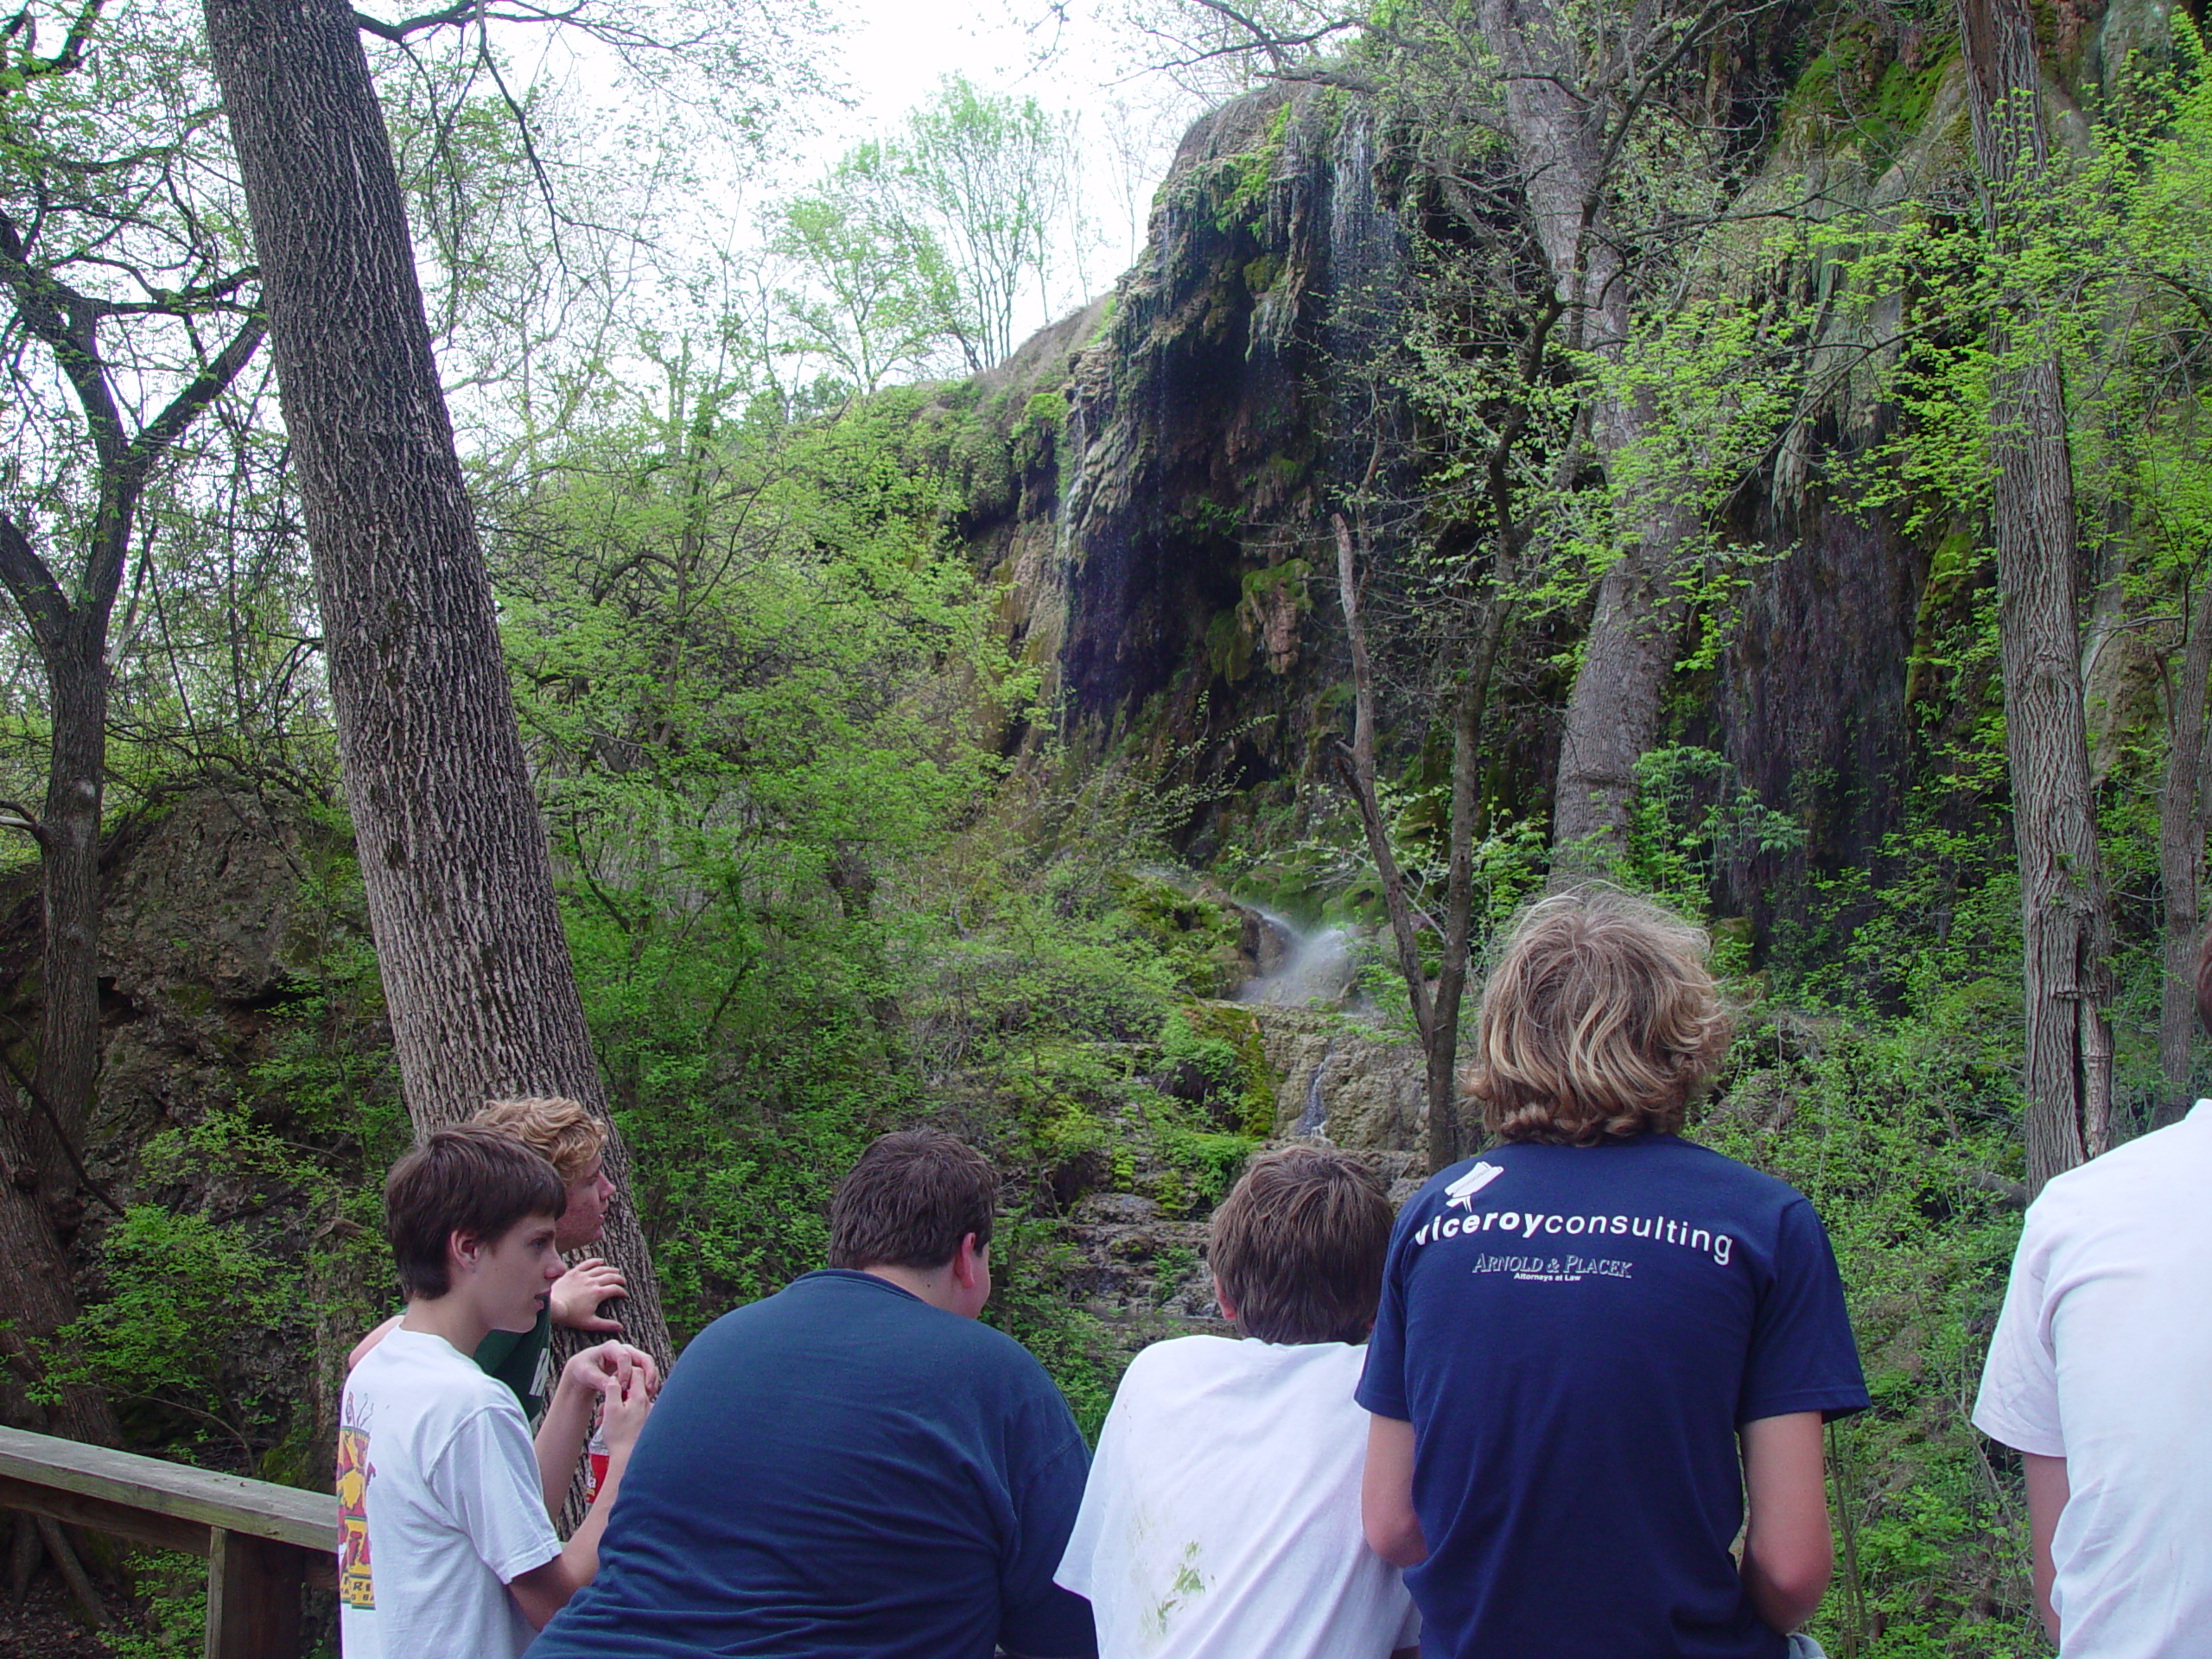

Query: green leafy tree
[897,74,1071,372]
[487,365,1018,1328]
[771,143,961,395]
[0,0,265,1451]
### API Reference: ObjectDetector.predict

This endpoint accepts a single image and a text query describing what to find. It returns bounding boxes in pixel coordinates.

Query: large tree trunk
[26,627,109,1217]
[201,0,671,1364]
[1549,496,1693,869]
[2157,569,2212,1123]
[1958,0,2115,1190]
[1473,0,1693,868]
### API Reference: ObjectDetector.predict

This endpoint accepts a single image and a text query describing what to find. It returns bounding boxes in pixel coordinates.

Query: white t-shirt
[1056,1334,1419,1659]
[337,1329,563,1659]
[1973,1102,2212,1657]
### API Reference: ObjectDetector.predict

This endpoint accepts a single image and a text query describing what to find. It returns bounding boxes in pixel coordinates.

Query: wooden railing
[0,1425,335,1658]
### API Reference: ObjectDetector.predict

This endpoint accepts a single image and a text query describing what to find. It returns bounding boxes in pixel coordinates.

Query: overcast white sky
[469,0,1212,396]
[792,0,1204,332]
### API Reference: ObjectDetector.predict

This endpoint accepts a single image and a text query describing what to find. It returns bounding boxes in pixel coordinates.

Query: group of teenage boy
[334,887,2211,1658]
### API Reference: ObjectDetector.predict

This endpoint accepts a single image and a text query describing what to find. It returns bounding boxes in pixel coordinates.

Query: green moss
[1112,873,1245,994]
[1205,607,1255,683]
[1243,252,1283,295]
[1022,390,1069,431]
[1087,292,1119,343]
[1872,55,1948,142]
[1778,21,1957,169]
[1188,98,1294,238]
[1240,556,1309,610]
[1161,1002,1276,1135]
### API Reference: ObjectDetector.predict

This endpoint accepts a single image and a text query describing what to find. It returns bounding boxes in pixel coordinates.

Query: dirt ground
[0,1577,118,1659]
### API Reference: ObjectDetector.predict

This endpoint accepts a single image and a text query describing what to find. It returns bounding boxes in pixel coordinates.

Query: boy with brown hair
[1357,888,1867,1659]
[339,1127,652,1659]
[1055,1144,1419,1659]
[353,1096,628,1427]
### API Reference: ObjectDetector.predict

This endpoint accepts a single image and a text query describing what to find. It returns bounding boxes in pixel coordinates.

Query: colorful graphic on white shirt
[335,1421,374,1609]
[336,1330,561,1659]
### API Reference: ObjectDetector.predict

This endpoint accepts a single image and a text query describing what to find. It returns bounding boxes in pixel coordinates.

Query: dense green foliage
[15,2,2212,1656]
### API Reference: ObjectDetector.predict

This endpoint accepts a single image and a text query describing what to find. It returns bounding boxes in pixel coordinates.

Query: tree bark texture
[1333,515,1475,1173]
[29,639,105,1201]
[200,0,671,1363]
[2157,570,2212,1122]
[0,1143,112,1443]
[1549,490,1694,871]
[1472,0,1694,868]
[1958,0,2115,1189]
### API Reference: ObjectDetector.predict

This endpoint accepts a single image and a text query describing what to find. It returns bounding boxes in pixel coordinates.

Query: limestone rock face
[1251,1006,1426,1154]
[925,37,2021,942]
[1065,1190,1230,1346]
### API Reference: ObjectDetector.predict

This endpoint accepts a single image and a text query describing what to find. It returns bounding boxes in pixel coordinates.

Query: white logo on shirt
[1444,1162,1505,1210]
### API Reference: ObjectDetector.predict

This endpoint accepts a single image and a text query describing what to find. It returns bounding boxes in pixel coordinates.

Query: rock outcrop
[923,12,2177,945]
[1251,1005,1426,1152]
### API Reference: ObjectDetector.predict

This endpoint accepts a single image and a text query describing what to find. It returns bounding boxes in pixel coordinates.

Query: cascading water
[1236,912,1354,1007]
[1295,1044,1334,1135]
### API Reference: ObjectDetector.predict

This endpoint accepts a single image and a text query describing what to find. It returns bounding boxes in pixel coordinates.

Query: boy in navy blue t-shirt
[1357,889,1867,1659]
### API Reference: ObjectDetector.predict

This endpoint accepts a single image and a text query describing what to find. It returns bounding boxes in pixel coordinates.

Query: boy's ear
[447,1227,485,1279]
[1216,1288,1239,1325]
[950,1231,986,1289]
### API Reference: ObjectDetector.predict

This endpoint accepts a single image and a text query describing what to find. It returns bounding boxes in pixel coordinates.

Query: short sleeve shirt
[528,1270,1097,1659]
[1973,1102,2212,1657]
[1357,1135,1867,1659]
[1056,1336,1418,1658]
[337,1330,561,1659]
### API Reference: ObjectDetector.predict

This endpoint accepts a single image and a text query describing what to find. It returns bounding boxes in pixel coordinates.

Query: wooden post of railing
[0,1426,336,1659]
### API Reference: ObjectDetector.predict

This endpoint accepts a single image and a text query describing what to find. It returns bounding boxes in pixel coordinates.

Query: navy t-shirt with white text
[526,1269,1097,1659]
[1356,1134,1867,1659]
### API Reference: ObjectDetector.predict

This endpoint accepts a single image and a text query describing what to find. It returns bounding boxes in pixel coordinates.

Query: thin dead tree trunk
[1332,513,1480,1173]
[201,0,671,1365]
[1957,0,2115,1188]
[2157,564,2212,1123]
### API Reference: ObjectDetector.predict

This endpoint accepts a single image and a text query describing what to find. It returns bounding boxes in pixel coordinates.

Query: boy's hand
[598,1359,654,1454]
[549,1256,627,1332]
[561,1338,659,1406]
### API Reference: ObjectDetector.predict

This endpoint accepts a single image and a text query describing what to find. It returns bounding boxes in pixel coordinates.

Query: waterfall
[1236,912,1354,1007]
[1295,1045,1334,1135]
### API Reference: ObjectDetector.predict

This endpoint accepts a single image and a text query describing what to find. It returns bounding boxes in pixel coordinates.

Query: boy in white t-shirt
[339,1127,653,1659]
[1055,1146,1418,1659]
[1971,933,2212,1656]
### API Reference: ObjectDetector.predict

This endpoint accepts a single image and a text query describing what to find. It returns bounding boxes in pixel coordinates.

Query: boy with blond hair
[1056,1145,1419,1659]
[1359,888,1867,1658]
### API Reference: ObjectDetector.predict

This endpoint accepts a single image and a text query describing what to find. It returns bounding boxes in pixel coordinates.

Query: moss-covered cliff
[923,0,2189,949]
